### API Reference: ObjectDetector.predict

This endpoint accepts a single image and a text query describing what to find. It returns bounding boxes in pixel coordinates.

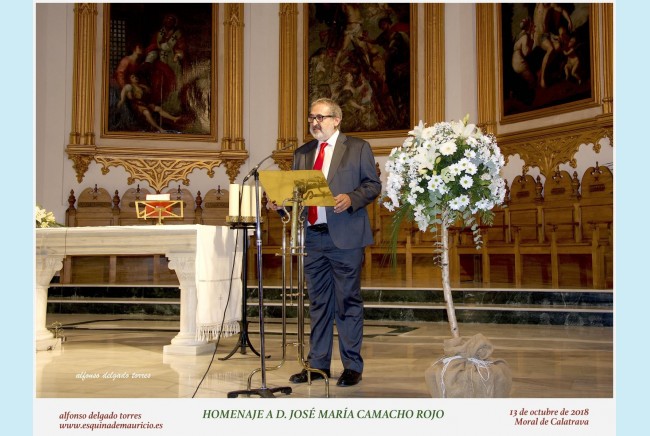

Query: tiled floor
[35,313,613,399]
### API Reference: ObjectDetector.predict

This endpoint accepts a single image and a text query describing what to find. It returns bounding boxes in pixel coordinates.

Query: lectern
[228,170,335,398]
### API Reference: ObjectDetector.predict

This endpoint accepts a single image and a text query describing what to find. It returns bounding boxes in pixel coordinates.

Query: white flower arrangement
[35,205,62,228]
[382,115,506,248]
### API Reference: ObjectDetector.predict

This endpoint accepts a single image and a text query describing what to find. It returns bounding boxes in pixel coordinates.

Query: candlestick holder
[226,216,260,224]
[221,220,261,360]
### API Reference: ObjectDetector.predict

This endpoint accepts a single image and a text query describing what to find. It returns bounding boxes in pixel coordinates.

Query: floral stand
[382,116,512,397]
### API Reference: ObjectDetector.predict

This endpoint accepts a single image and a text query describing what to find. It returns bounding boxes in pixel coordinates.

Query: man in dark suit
[287,98,381,387]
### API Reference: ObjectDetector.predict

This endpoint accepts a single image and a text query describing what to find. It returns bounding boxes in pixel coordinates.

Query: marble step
[247,286,613,326]
[47,285,613,326]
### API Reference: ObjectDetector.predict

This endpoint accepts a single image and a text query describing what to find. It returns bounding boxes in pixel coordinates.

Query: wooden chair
[577,163,613,246]
[65,185,116,227]
[409,220,445,287]
[542,169,582,287]
[508,173,557,286]
[448,224,483,287]
[63,186,115,283]
[119,185,154,226]
[200,186,230,227]
[365,200,413,285]
[458,173,546,288]
[543,170,581,241]
[551,164,613,288]
[448,180,512,287]
[508,173,545,243]
[162,186,197,225]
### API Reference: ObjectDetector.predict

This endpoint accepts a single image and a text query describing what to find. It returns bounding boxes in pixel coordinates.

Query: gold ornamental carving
[222,4,245,152]
[601,3,613,114]
[223,159,246,183]
[69,3,98,147]
[497,120,613,178]
[276,3,299,168]
[94,156,223,193]
[66,4,248,185]
[477,4,608,128]
[475,3,613,177]
[69,153,95,183]
[424,3,445,124]
[272,153,294,172]
[475,3,497,136]
[220,149,247,183]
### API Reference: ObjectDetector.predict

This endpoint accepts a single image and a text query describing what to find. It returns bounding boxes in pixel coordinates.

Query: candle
[241,185,251,217]
[228,184,240,216]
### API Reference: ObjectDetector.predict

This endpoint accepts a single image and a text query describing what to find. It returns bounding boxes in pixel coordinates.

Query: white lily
[408,120,426,138]
[451,119,476,139]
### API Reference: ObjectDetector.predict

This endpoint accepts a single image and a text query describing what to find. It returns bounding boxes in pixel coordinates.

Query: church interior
[34,2,613,408]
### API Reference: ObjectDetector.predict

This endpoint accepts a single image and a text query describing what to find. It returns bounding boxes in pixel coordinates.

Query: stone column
[164,254,216,355]
[35,255,64,350]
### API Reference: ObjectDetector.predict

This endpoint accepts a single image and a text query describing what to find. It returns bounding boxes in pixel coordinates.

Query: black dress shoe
[289,368,330,384]
[336,369,362,386]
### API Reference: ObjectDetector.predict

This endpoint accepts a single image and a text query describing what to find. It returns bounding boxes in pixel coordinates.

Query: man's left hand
[333,194,351,213]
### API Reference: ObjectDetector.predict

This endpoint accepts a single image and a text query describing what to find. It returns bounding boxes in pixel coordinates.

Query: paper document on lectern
[259,170,336,206]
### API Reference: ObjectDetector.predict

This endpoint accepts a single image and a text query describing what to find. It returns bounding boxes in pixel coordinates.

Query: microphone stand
[222,146,289,359]
[227,168,292,398]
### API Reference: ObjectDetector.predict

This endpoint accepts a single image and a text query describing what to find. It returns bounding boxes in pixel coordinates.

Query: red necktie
[308,142,328,225]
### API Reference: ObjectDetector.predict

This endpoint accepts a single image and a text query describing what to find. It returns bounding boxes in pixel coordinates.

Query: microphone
[242,143,294,183]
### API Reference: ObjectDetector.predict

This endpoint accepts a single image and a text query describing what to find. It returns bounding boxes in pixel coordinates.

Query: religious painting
[305,4,414,139]
[101,4,217,141]
[499,3,598,124]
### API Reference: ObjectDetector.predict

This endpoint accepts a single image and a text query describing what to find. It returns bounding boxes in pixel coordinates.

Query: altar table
[35,225,242,355]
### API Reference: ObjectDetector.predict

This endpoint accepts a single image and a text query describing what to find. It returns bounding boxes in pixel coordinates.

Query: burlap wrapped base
[424,333,512,398]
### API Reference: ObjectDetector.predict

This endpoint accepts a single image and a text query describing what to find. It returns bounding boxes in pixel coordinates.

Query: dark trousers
[303,226,365,373]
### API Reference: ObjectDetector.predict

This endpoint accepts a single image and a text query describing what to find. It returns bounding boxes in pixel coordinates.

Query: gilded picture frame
[101,3,217,141]
[303,3,416,140]
[498,3,600,124]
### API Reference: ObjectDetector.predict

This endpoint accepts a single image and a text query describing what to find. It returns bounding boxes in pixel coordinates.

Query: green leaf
[387,203,413,268]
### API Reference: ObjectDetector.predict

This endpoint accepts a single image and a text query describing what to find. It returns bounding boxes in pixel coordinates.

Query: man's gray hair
[311,97,343,121]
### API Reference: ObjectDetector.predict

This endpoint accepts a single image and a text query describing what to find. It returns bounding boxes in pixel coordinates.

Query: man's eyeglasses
[307,114,334,123]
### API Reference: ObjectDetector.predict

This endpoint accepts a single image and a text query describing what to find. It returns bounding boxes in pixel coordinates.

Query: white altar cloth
[194,225,242,340]
[35,225,242,355]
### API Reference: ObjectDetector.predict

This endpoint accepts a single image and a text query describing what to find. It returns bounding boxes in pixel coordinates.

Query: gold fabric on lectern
[259,170,336,206]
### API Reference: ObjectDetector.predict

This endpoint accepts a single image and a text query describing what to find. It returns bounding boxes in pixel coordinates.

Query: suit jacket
[293,132,382,249]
